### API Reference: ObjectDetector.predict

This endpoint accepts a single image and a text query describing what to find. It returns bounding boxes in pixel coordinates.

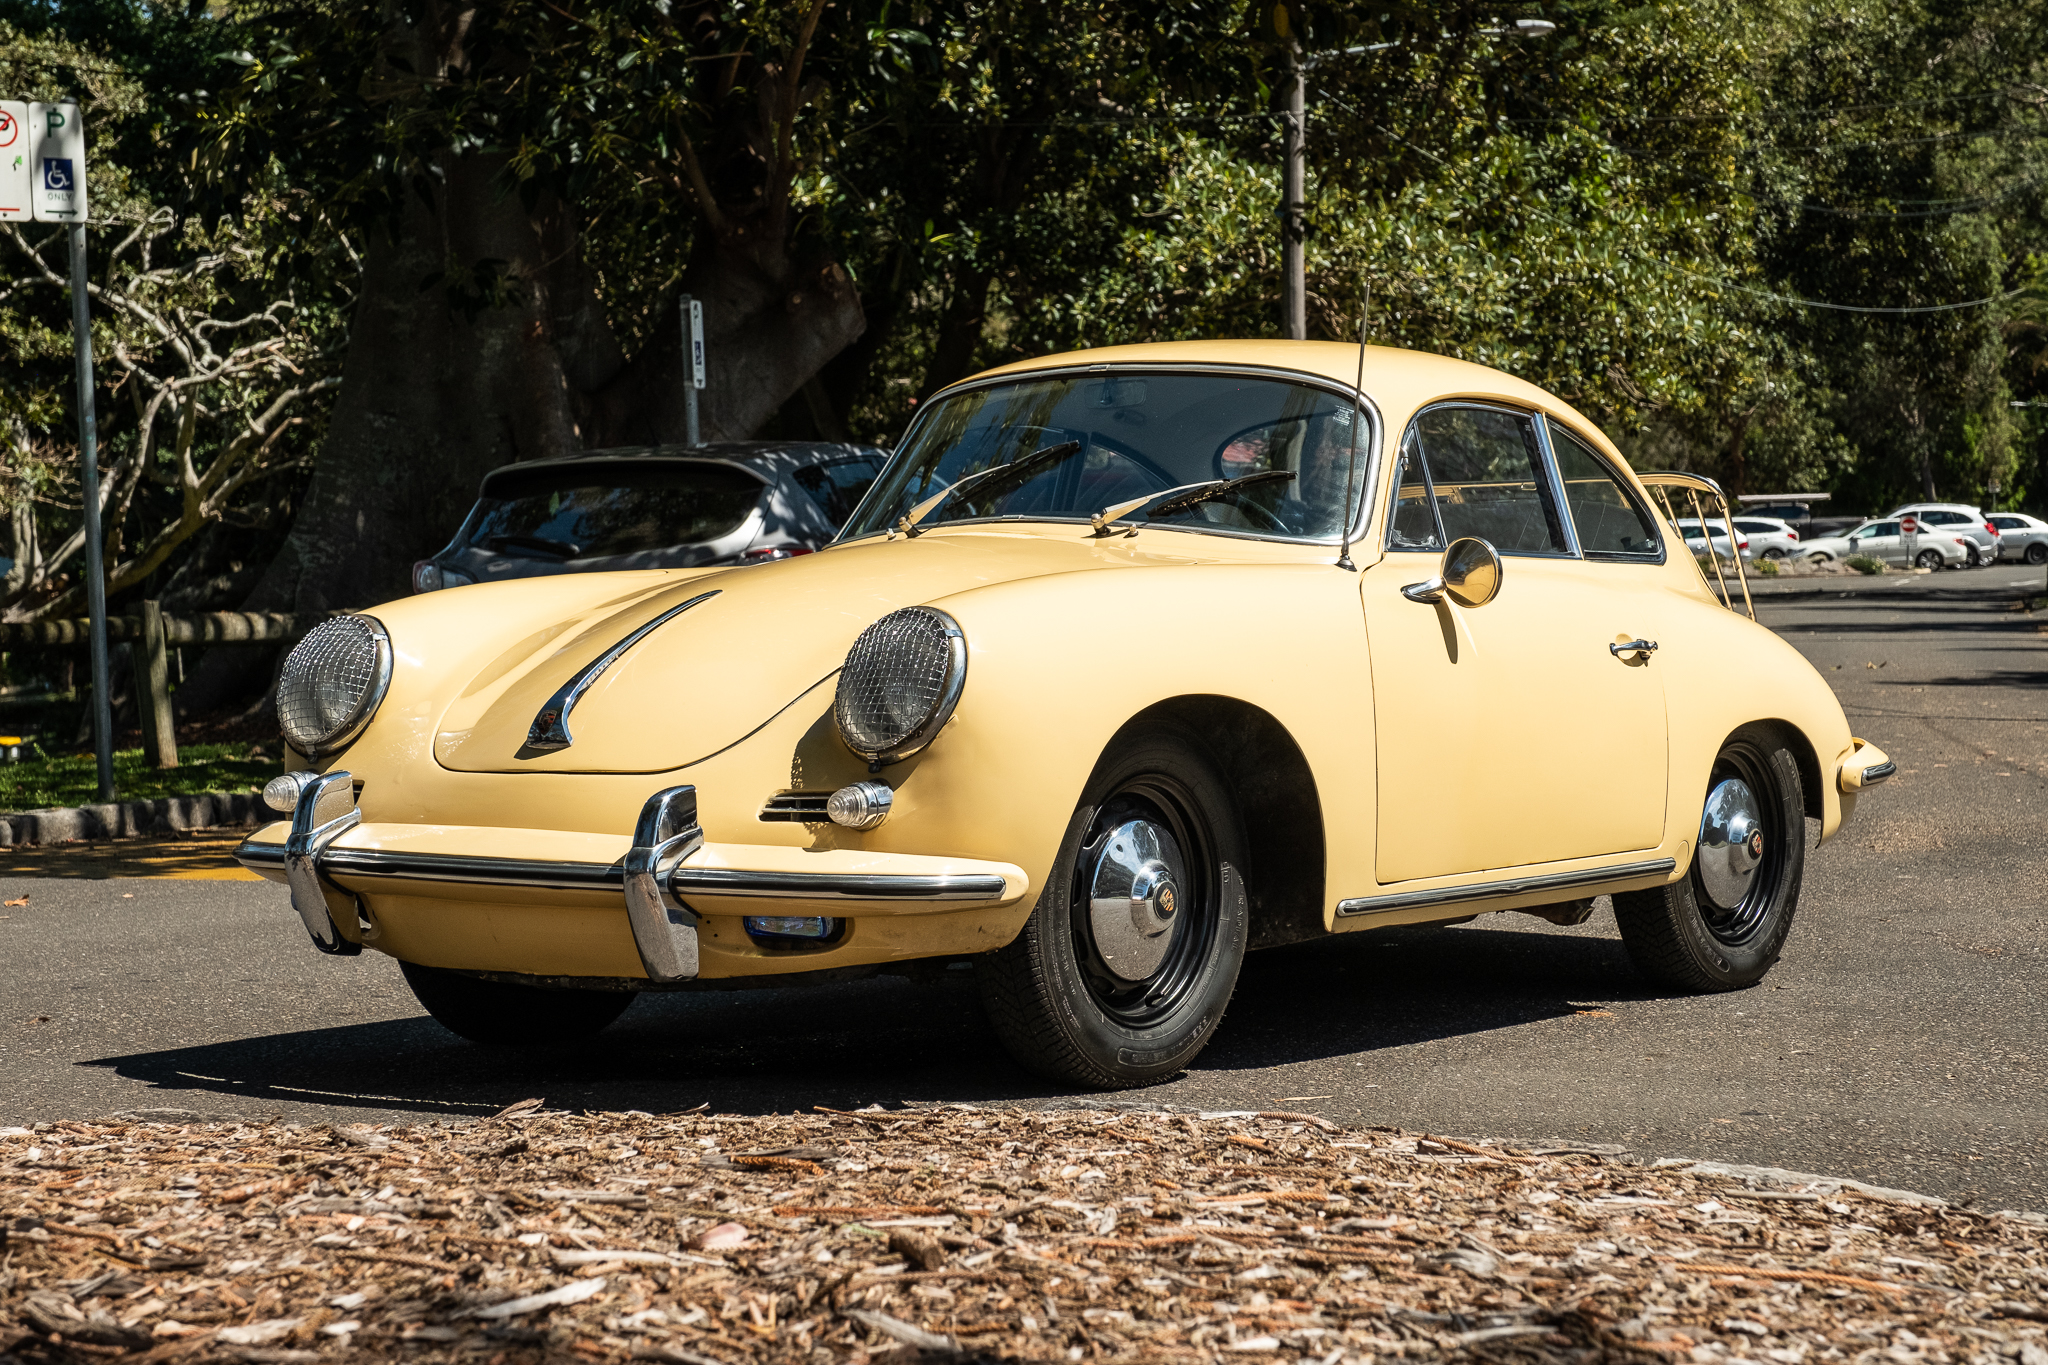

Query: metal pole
[68,222,114,801]
[680,294,701,447]
[1280,44,1307,341]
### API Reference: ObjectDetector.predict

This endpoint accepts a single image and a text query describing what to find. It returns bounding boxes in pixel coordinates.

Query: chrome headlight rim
[833,606,967,767]
[278,613,394,758]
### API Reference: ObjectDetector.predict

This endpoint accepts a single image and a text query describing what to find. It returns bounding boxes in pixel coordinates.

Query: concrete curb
[0,791,274,848]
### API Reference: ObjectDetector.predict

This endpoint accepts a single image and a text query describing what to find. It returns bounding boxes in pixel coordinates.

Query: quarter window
[1547,424,1662,560]
[1386,405,1568,555]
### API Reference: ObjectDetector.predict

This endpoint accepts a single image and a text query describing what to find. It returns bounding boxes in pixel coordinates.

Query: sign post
[680,295,705,446]
[30,100,113,800]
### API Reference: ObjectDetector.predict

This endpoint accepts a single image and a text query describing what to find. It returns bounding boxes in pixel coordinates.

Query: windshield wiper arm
[897,440,1083,536]
[1089,470,1296,536]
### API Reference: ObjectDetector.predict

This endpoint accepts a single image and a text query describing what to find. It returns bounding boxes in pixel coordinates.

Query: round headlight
[278,614,393,756]
[833,607,966,765]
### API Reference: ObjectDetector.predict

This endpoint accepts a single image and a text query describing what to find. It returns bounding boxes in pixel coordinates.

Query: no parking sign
[0,101,27,221]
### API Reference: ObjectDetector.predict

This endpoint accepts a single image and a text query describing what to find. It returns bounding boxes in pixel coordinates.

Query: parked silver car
[1730,515,1804,560]
[1674,518,1753,562]
[412,442,888,593]
[1883,502,2000,567]
[1989,512,2048,565]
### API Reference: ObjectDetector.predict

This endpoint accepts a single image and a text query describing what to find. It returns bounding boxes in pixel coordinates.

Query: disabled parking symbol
[41,157,73,191]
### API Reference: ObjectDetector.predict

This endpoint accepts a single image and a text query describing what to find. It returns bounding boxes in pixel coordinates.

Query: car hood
[423,527,1209,774]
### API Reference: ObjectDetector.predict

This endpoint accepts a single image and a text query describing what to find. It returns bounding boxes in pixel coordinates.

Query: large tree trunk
[589,246,863,447]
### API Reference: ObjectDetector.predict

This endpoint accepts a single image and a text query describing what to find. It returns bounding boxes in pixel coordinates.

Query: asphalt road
[4,567,2044,1211]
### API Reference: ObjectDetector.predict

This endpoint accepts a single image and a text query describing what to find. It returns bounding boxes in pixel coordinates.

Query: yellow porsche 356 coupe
[237,341,1891,1088]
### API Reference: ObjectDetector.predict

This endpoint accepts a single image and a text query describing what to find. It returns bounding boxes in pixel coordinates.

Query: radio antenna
[1335,283,1369,572]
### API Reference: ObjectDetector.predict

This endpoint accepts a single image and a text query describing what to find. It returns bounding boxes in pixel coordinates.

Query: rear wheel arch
[1118,696,1327,951]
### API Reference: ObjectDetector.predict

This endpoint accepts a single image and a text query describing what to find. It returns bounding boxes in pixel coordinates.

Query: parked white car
[1675,518,1753,562]
[1811,518,1971,569]
[1989,512,2048,565]
[1730,516,1804,560]
[1883,503,1999,566]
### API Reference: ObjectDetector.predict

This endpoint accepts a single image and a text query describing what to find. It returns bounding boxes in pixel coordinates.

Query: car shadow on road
[78,919,1658,1120]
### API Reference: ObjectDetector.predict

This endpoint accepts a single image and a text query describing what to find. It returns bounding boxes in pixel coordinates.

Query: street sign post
[24,99,112,798]
[0,101,29,221]
[680,296,705,446]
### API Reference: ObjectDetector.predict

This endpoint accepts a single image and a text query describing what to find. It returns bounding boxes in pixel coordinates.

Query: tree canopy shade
[0,0,2041,685]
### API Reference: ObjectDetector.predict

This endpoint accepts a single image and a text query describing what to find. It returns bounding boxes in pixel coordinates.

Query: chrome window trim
[233,840,1009,902]
[1539,414,1669,566]
[525,589,721,752]
[1382,400,1576,560]
[1530,413,1584,558]
[1337,857,1677,919]
[834,362,1384,553]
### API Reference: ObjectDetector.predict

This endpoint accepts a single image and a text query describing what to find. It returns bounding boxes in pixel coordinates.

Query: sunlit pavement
[2,576,2043,1212]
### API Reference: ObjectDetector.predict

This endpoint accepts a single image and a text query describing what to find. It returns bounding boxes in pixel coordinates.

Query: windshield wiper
[484,532,583,558]
[1088,470,1296,537]
[897,440,1083,537]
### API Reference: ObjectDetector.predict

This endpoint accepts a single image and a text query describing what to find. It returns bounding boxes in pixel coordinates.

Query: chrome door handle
[1610,638,1658,658]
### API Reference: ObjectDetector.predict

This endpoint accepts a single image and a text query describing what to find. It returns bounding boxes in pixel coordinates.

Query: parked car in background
[1819,518,1972,569]
[412,442,890,593]
[1674,518,1753,561]
[1730,516,1803,560]
[1989,512,2048,564]
[1739,496,1862,538]
[1882,503,1999,567]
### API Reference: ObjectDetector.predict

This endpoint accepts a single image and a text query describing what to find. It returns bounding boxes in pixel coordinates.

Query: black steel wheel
[401,962,635,1045]
[979,721,1249,1088]
[1916,549,1944,570]
[1614,729,1805,991]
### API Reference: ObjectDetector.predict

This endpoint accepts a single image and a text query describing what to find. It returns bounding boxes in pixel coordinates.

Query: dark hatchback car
[412,442,888,593]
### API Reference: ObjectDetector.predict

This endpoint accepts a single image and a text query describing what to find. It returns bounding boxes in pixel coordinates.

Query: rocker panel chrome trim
[1337,857,1677,919]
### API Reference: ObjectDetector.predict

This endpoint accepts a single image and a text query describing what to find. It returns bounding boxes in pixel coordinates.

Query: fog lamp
[744,915,837,941]
[826,780,893,830]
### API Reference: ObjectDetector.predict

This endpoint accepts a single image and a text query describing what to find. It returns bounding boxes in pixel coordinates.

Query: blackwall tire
[978,721,1249,1089]
[2028,543,2048,566]
[1916,549,1943,570]
[1614,730,1805,992]
[401,962,635,1045]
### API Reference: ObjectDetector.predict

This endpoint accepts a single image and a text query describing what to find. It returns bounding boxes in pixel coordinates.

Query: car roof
[960,340,1624,461]
[1887,502,1980,513]
[474,441,887,497]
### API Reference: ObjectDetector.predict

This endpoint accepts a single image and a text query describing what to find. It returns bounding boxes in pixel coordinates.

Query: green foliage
[0,740,277,812]
[1845,554,1886,575]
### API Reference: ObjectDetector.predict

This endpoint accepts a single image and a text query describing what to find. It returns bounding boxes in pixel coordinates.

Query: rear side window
[1387,405,1568,555]
[794,457,884,526]
[467,463,764,560]
[1991,516,2024,530]
[1547,424,1661,560]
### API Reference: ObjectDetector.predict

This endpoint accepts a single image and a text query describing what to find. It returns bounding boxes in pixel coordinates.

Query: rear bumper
[237,776,1028,983]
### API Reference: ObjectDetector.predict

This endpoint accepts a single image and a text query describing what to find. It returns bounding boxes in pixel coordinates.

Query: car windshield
[465,461,764,560]
[842,371,1369,542]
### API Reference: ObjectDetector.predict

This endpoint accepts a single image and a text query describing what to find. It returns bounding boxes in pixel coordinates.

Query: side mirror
[1401,536,1503,607]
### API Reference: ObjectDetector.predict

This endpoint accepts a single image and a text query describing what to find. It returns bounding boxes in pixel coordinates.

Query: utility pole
[1280,41,1307,341]
[69,221,113,800]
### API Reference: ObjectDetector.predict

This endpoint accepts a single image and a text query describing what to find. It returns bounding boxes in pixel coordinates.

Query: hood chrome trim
[524,589,721,753]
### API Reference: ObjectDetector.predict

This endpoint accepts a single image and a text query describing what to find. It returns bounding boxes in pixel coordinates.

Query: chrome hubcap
[1088,819,1186,982]
[1697,777,1765,910]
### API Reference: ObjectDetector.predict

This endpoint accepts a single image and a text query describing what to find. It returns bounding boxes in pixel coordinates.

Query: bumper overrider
[234,773,1028,983]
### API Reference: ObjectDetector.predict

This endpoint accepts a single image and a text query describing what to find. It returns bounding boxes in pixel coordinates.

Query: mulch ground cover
[3,1105,2042,1365]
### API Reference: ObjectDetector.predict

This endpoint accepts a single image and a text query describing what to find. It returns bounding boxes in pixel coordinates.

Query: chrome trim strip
[283,771,364,955]
[1858,759,1896,788]
[1337,857,1677,919]
[525,590,721,752]
[670,868,1008,901]
[235,843,1009,902]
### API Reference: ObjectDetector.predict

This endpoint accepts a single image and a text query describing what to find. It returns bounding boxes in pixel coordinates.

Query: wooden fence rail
[0,606,302,771]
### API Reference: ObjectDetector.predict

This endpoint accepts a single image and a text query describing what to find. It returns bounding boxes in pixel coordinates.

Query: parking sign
[29,101,86,222]
[0,102,28,221]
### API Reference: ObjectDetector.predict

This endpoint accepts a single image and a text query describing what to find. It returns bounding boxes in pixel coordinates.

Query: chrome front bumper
[238,774,1024,983]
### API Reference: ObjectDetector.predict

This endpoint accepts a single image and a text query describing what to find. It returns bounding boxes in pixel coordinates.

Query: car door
[1362,405,1669,883]
[1851,521,1902,564]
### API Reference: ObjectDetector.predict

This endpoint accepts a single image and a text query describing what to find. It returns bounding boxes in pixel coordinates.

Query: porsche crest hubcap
[1088,819,1186,982]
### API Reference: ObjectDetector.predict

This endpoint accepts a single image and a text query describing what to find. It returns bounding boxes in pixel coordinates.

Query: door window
[1546,423,1661,560]
[1386,406,1568,556]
